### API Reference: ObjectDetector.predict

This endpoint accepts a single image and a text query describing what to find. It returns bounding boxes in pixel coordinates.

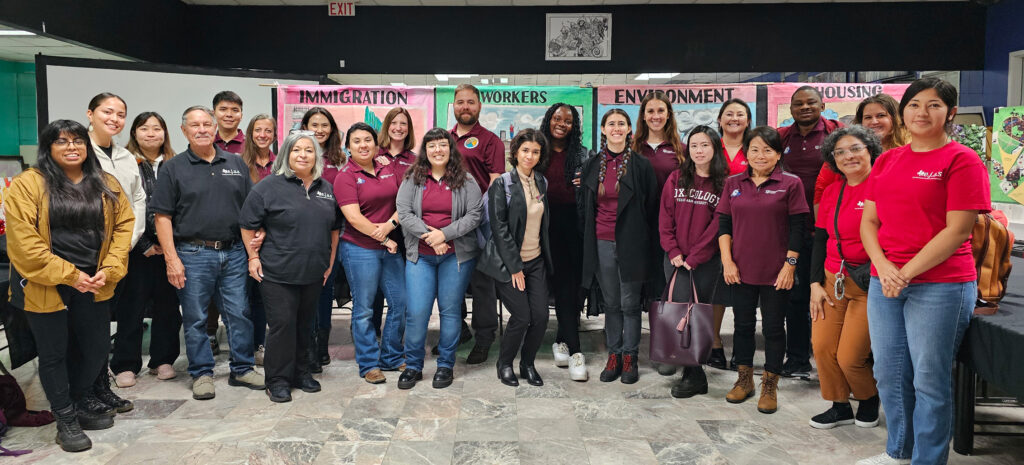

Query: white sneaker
[856,453,910,465]
[568,353,588,381]
[254,345,265,366]
[552,343,570,367]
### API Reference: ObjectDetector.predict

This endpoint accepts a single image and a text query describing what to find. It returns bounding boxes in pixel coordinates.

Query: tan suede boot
[758,371,780,414]
[726,365,755,403]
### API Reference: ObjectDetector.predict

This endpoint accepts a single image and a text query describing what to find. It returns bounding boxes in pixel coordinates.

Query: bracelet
[248,256,260,261]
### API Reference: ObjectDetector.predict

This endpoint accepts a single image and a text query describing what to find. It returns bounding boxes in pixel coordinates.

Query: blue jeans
[867,277,974,464]
[404,254,476,371]
[175,242,255,378]
[340,241,406,375]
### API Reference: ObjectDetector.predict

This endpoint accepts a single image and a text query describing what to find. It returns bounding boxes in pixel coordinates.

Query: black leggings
[730,283,788,374]
[110,250,181,373]
[549,203,583,354]
[25,286,112,411]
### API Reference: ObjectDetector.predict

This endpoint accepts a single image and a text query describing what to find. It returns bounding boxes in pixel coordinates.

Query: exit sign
[329,2,355,16]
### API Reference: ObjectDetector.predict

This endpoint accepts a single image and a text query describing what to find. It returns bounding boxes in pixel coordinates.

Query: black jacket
[133,158,160,254]
[579,149,660,288]
[477,170,553,282]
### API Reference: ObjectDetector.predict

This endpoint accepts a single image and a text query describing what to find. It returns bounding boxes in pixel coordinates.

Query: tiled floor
[3,308,1023,465]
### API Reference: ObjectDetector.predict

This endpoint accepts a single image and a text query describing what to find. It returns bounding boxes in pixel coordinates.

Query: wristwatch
[785,257,798,266]
[390,219,399,227]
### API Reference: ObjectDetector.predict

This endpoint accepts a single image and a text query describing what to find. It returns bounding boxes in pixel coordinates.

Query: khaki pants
[812,270,878,402]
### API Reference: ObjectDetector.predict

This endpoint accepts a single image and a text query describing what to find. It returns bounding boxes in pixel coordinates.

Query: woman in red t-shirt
[807,126,883,432]
[717,98,752,176]
[858,78,990,465]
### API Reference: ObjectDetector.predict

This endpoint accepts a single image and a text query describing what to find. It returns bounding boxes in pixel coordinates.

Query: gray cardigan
[396,174,484,264]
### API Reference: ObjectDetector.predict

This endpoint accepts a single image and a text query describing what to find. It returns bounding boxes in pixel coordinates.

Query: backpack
[972,212,1013,315]
[475,171,515,248]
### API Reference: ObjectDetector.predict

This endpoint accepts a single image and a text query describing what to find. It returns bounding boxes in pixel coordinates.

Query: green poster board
[991,106,1024,204]
[434,86,595,151]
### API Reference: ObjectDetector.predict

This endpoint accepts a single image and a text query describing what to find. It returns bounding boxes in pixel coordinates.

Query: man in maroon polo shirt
[777,86,842,379]
[450,84,505,364]
[213,90,245,154]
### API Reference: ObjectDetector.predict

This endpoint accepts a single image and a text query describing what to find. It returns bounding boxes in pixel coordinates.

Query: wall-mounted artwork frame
[545,13,611,62]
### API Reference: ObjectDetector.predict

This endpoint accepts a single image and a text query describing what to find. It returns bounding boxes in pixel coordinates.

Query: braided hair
[597,109,633,196]
[539,103,583,189]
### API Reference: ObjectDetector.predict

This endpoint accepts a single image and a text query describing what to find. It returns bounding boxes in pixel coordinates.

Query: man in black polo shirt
[150,105,264,400]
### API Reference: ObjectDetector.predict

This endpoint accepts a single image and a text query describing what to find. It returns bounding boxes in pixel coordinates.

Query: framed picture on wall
[545,13,612,61]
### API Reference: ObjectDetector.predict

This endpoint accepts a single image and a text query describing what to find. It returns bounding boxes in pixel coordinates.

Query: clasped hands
[73,270,107,294]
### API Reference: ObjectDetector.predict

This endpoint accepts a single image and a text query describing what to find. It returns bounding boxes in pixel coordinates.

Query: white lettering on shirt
[763,189,785,195]
[221,168,243,177]
[913,170,943,180]
[315,191,335,201]
[674,188,720,207]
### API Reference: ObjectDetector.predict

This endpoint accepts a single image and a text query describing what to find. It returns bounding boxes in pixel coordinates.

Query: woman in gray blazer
[395,128,484,390]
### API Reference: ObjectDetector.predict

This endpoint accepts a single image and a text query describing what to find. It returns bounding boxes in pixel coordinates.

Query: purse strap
[664,268,715,305]
[832,181,850,273]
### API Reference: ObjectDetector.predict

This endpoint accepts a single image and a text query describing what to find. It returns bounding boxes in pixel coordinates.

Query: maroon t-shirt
[451,123,504,194]
[716,167,809,286]
[214,129,245,154]
[780,118,827,217]
[659,171,720,268]
[639,141,680,194]
[419,177,454,256]
[333,159,400,250]
[254,152,275,182]
[378,147,416,180]
[596,150,623,241]
[322,156,342,185]
[546,149,575,206]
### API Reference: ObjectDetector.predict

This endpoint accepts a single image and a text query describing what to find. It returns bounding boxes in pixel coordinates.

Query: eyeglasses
[53,138,88,148]
[833,145,867,158]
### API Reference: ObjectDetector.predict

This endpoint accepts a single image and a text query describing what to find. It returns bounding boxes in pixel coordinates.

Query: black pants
[496,258,550,367]
[785,240,812,364]
[261,279,320,388]
[110,250,182,373]
[25,286,112,411]
[731,283,788,374]
[549,203,583,354]
[467,268,498,345]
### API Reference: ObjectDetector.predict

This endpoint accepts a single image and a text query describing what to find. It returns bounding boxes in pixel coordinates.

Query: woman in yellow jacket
[5,119,134,453]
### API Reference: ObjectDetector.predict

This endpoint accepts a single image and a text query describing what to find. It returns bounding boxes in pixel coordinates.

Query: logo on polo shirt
[784,147,791,154]
[356,177,366,184]
[730,189,741,198]
[381,173,394,179]
[221,168,243,177]
[398,161,412,166]
[856,200,865,209]
[315,191,334,201]
[913,170,943,180]
[763,189,785,195]
[464,137,479,149]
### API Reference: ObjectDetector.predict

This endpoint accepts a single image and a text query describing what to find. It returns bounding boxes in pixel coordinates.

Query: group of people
[6,78,988,465]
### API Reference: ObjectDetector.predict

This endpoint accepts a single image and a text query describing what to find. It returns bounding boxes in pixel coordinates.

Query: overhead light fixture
[481,78,489,84]
[390,82,406,86]
[500,77,509,84]
[634,73,679,81]
[0,30,36,36]
[434,74,449,81]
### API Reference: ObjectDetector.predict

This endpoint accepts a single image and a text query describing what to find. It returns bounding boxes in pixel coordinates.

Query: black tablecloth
[961,256,1024,399]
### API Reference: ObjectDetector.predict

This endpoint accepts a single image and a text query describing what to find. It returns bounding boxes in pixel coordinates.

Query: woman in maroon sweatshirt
[658,125,730,398]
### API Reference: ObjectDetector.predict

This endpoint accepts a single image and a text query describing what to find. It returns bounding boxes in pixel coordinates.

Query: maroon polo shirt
[378,147,416,180]
[545,149,575,206]
[333,159,400,250]
[418,176,454,256]
[716,166,809,286]
[639,141,680,194]
[780,118,827,213]
[451,123,504,193]
[254,152,275,182]
[595,150,624,241]
[214,129,245,154]
[322,156,342,185]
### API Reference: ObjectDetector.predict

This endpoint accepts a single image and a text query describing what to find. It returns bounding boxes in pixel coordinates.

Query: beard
[457,112,478,126]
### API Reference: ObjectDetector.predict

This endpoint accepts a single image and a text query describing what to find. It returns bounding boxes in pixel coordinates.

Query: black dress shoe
[295,374,321,393]
[671,366,709,398]
[432,367,454,389]
[519,365,544,386]
[707,348,727,370]
[77,395,115,417]
[466,342,490,365]
[497,365,519,387]
[94,378,133,413]
[266,384,292,403]
[398,369,423,390]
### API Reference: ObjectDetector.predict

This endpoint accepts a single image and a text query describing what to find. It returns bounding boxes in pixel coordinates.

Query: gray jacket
[396,174,484,264]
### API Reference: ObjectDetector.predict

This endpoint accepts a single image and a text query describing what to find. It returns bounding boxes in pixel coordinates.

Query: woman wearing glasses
[807,126,883,430]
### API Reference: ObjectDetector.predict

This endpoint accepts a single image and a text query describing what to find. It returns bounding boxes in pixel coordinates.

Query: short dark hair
[821,125,883,178]
[791,85,823,102]
[213,90,243,108]
[454,84,480,100]
[743,126,784,175]
[898,77,958,135]
[345,122,378,150]
[716,98,752,138]
[508,128,550,173]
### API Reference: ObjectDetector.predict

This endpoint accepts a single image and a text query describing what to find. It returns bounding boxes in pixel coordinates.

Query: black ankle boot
[53,405,91,452]
[94,374,133,413]
[74,398,114,430]
[671,366,709,398]
[599,353,622,382]
[317,328,331,366]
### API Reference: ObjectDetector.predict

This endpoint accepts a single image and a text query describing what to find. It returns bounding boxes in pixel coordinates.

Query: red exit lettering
[328,2,355,16]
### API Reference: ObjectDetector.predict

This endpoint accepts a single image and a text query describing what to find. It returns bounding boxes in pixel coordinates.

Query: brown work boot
[757,371,780,414]
[726,365,755,403]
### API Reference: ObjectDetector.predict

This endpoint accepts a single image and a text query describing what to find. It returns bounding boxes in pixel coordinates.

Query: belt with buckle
[185,238,236,250]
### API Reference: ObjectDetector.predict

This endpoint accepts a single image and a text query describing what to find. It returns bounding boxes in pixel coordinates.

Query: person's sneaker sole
[228,377,266,390]
[192,391,215,400]
[757,407,778,414]
[809,418,854,429]
[855,418,879,428]
[671,385,709,399]
[57,436,92,453]
[78,416,114,430]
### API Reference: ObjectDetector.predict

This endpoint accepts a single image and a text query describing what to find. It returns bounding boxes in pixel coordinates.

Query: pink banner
[276,85,435,149]
[596,84,759,135]
[767,83,910,128]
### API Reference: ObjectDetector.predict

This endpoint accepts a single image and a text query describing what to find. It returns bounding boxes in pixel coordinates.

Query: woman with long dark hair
[6,120,134,452]
[658,125,730,398]
[580,109,659,385]
[538,102,591,381]
[395,128,482,389]
[111,112,181,384]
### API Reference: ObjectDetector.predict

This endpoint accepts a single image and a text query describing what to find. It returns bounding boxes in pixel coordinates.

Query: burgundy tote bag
[648,270,715,367]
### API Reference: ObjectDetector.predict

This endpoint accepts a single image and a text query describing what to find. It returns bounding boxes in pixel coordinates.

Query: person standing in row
[239,114,276,366]
[808,126,882,431]
[6,120,134,452]
[377,107,417,178]
[111,112,181,385]
[580,109,659,385]
[857,78,989,465]
[718,126,809,414]
[449,84,505,364]
[334,122,407,384]
[658,125,730,398]
[539,103,591,381]
[151,106,265,401]
[484,129,554,387]
[396,128,483,390]
[777,86,843,379]
[240,131,342,403]
[718,99,752,176]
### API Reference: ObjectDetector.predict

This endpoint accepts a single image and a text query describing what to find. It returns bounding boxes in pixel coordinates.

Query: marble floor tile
[105,442,195,465]
[400,392,462,419]
[517,417,581,442]
[383,440,454,465]
[572,398,641,420]
[575,418,646,440]
[343,397,408,419]
[286,395,352,419]
[634,418,713,444]
[697,420,772,445]
[649,442,730,465]
[452,440,519,465]
[198,418,279,442]
[515,381,571,399]
[515,397,576,419]
[328,418,398,442]
[715,443,798,465]
[393,418,458,442]
[518,440,590,465]
[455,417,518,442]
[132,419,218,443]
[460,398,516,418]
[583,438,658,465]
[116,399,187,420]
[314,441,389,465]
[178,441,264,465]
[268,418,342,442]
